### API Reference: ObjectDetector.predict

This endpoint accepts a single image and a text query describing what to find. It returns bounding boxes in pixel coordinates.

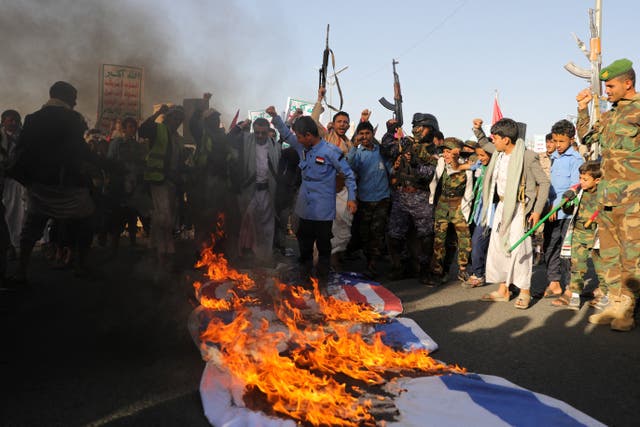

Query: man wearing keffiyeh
[474,118,550,309]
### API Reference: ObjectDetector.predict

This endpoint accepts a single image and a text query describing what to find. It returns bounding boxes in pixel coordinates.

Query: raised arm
[266,105,303,153]
[575,88,599,143]
[139,104,168,146]
[380,119,401,160]
[472,118,495,155]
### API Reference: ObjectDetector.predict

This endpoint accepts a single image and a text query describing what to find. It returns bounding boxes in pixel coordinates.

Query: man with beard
[381,113,439,284]
[229,117,281,266]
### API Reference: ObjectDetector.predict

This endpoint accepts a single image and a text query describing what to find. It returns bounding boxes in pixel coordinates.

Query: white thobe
[485,153,533,290]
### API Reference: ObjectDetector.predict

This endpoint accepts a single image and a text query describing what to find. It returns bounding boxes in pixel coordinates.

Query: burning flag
[189,217,604,426]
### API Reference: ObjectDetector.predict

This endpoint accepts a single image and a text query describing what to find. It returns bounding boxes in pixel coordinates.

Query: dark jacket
[9,104,104,187]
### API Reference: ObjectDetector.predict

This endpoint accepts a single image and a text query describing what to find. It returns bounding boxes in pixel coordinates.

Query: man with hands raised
[266,105,357,287]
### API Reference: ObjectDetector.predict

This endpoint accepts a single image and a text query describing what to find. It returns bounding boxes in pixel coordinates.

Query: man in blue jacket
[267,106,356,286]
[347,121,391,278]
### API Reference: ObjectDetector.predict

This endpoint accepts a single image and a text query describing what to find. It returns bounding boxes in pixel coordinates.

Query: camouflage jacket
[440,167,467,198]
[577,93,640,206]
[575,187,599,228]
[380,131,438,190]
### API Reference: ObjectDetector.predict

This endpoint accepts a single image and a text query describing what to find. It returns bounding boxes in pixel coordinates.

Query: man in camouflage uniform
[430,137,473,285]
[381,113,438,284]
[576,58,640,331]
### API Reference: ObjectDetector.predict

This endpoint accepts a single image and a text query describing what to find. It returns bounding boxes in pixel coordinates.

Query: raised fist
[386,119,399,133]
[239,119,251,130]
[265,106,278,118]
[576,89,592,109]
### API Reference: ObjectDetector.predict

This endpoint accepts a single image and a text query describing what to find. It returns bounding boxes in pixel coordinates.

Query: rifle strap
[324,49,344,112]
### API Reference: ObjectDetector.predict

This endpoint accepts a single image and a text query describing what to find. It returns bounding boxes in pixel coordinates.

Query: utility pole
[564,0,602,158]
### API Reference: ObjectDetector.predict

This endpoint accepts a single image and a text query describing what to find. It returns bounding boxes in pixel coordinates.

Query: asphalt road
[1,239,638,426]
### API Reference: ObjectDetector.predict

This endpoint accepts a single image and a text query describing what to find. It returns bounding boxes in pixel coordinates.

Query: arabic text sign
[285,97,315,123]
[97,64,143,133]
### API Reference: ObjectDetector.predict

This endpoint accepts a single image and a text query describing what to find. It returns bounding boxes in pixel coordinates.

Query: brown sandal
[543,288,562,298]
[481,291,510,302]
[551,295,571,307]
[514,293,531,309]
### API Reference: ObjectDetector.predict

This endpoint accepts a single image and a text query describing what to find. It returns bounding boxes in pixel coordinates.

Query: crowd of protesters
[0,57,638,332]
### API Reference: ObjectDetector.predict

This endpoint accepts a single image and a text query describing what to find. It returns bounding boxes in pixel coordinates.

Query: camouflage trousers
[598,203,640,298]
[387,190,433,265]
[431,197,470,275]
[569,224,605,293]
[358,198,390,262]
[387,190,433,239]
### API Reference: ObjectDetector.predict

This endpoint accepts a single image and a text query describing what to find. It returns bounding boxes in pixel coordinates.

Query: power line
[396,0,469,59]
[360,0,469,81]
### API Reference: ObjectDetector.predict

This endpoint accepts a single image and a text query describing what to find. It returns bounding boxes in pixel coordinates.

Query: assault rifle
[319,24,329,89]
[378,59,403,127]
[318,24,343,111]
[564,0,602,159]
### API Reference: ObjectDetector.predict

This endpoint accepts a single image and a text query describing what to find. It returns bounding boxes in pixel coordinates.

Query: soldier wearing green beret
[576,58,640,331]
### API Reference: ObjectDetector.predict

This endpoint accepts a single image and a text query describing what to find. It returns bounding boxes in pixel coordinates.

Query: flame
[312,278,385,324]
[201,309,374,427]
[193,217,466,426]
[195,246,254,290]
[193,213,255,310]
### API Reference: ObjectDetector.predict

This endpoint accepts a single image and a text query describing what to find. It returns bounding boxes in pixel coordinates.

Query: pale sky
[1,0,636,141]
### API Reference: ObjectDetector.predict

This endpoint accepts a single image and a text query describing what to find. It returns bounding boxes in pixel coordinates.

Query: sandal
[589,293,604,307]
[514,293,531,309]
[589,289,605,307]
[551,294,571,307]
[481,291,510,302]
[543,288,562,298]
[463,275,485,288]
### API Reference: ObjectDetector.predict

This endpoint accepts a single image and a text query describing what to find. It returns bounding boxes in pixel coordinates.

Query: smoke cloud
[0,0,294,127]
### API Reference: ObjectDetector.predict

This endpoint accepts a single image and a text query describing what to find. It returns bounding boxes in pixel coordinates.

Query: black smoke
[0,0,293,126]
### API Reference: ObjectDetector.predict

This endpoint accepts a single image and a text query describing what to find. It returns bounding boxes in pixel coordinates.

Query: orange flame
[195,246,254,290]
[201,309,374,427]
[193,213,254,300]
[193,218,465,425]
[311,278,385,324]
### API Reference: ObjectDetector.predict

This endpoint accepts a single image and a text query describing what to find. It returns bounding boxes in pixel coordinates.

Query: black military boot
[387,238,405,281]
[419,235,436,285]
[419,263,432,285]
